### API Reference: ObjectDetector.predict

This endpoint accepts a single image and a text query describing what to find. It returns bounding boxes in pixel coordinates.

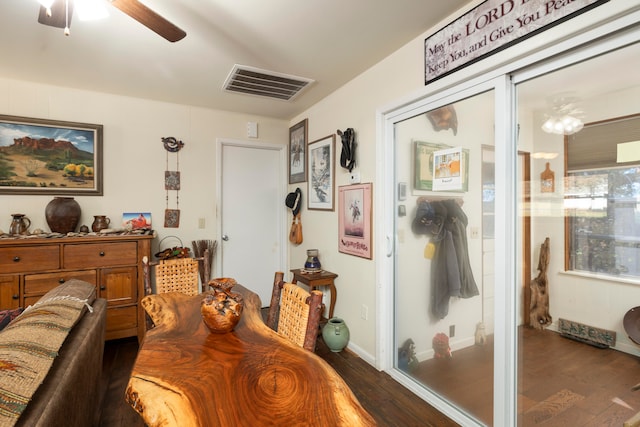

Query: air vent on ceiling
[223,65,314,101]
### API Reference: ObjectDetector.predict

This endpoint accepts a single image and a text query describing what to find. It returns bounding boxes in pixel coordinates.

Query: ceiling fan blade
[109,0,186,42]
[38,0,74,29]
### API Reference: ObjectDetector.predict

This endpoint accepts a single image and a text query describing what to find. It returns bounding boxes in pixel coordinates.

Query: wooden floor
[413,327,640,426]
[96,336,457,427]
[96,327,640,427]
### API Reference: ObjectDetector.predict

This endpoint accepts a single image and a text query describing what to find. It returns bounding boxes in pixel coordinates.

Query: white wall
[0,78,288,266]
[287,0,640,363]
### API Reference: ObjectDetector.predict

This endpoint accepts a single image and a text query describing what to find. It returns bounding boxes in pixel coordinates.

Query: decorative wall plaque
[162,137,184,228]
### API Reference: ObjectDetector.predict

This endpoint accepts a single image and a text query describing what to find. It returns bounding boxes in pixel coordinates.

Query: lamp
[541,95,584,136]
[541,115,584,135]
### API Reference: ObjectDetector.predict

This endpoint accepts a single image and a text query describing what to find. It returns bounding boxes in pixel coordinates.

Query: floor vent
[558,318,616,348]
[222,65,314,101]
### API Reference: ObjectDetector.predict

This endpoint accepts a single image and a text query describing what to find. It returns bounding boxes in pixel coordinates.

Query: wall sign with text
[425,0,609,84]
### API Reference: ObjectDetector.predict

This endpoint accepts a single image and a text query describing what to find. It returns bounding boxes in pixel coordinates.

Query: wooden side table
[290,269,338,319]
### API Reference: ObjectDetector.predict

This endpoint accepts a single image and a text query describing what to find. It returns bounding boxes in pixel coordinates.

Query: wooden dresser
[0,233,153,342]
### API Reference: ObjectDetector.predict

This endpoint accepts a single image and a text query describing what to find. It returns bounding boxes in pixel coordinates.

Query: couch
[0,279,107,427]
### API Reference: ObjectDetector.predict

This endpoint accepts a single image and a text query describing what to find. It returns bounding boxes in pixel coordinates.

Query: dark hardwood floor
[97,336,458,427]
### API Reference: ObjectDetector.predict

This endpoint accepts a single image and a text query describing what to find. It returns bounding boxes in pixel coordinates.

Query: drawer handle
[12,294,19,300]
[99,251,105,257]
[13,256,20,262]
[59,278,65,284]
[100,285,106,291]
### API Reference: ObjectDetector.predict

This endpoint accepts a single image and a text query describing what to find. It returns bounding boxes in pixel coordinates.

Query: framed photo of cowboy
[289,118,308,184]
[308,134,335,211]
[338,183,372,259]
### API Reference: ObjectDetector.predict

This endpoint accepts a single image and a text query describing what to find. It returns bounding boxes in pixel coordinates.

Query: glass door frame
[376,13,640,427]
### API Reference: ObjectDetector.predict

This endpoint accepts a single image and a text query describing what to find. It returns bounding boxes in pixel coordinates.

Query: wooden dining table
[125,284,376,427]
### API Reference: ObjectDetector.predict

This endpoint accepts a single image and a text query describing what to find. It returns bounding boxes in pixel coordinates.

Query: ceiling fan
[37,0,186,42]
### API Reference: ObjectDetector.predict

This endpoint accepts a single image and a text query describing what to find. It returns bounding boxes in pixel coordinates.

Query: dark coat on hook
[413,199,478,319]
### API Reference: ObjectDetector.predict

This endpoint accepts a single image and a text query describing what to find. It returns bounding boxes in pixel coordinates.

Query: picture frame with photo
[338,183,372,259]
[414,140,469,192]
[308,134,335,211]
[289,119,308,184]
[122,212,152,230]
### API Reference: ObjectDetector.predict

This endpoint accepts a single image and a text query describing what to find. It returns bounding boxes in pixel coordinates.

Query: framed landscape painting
[0,115,103,195]
[307,134,335,211]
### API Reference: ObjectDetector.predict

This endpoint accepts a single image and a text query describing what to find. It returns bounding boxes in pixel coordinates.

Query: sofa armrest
[16,297,107,426]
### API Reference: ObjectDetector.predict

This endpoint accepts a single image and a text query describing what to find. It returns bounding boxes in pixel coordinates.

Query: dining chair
[142,250,209,297]
[267,271,323,352]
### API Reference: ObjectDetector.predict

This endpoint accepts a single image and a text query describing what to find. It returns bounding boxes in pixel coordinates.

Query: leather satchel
[289,213,303,245]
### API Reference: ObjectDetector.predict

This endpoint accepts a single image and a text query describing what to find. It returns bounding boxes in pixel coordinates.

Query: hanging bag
[289,213,303,245]
[285,188,303,245]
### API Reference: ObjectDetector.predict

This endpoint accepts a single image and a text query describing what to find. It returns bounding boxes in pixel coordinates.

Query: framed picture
[0,114,103,195]
[308,134,335,211]
[289,119,308,184]
[432,146,464,191]
[338,183,372,259]
[122,212,152,230]
[414,140,469,192]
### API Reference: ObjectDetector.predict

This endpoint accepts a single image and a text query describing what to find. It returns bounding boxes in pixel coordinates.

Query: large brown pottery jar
[45,197,81,233]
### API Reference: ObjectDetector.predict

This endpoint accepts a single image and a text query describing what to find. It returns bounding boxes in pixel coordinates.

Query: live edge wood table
[125,284,375,427]
[290,268,338,319]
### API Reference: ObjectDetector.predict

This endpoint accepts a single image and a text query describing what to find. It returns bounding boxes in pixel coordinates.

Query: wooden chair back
[267,271,323,352]
[143,255,207,296]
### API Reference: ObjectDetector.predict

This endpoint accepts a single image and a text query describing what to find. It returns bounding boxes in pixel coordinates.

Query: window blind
[567,113,640,171]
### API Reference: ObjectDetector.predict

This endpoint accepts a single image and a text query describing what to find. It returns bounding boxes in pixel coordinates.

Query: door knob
[222,235,229,241]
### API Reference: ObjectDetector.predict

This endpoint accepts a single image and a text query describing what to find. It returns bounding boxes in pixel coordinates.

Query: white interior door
[218,140,286,306]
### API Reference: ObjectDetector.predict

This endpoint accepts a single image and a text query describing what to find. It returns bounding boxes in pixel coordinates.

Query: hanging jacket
[441,199,479,298]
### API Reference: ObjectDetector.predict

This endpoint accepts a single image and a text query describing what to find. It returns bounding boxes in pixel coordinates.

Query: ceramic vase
[9,214,31,235]
[304,249,321,272]
[92,215,111,232]
[45,197,81,234]
[322,317,350,352]
[201,278,244,333]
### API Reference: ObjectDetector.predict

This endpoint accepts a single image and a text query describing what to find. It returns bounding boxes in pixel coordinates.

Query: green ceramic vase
[322,317,350,352]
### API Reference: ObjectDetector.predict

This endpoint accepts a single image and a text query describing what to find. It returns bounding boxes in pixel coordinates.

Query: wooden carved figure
[530,237,552,329]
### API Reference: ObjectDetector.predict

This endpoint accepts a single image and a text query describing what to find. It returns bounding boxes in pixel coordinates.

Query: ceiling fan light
[76,0,109,21]
[542,118,555,133]
[541,115,584,135]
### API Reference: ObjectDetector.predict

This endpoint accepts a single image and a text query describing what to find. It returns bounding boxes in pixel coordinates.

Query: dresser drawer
[24,270,97,297]
[0,246,60,273]
[106,305,137,333]
[63,242,138,269]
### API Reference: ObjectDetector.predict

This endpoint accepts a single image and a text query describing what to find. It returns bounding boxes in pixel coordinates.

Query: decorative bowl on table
[201,277,244,333]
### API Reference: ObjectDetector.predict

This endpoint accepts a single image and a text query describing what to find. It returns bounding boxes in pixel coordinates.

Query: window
[566,114,640,278]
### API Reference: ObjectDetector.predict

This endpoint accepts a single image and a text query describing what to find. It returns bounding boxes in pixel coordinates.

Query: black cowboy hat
[285,187,302,216]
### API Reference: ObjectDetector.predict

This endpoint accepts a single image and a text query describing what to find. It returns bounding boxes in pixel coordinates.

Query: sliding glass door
[392,90,496,425]
[383,25,639,427]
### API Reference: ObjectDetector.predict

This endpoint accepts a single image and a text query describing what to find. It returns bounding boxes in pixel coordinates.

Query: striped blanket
[0,297,89,427]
